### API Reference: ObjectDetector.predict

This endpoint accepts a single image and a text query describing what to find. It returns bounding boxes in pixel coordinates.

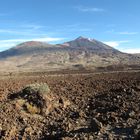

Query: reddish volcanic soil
[0,71,140,139]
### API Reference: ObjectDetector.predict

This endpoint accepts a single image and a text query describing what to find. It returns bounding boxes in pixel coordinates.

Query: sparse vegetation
[11,83,52,115]
[23,83,50,96]
[25,102,40,114]
[0,72,140,139]
[21,83,51,113]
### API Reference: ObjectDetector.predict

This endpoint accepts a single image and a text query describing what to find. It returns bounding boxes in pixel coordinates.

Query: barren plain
[0,70,140,140]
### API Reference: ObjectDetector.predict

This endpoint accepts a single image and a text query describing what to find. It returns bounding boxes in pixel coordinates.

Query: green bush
[21,83,51,110]
[23,83,50,95]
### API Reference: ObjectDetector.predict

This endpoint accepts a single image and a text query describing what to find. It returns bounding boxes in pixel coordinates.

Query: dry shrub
[23,83,50,96]
[16,99,26,105]
[14,83,70,115]
[20,83,51,114]
[25,102,40,114]
[21,83,51,107]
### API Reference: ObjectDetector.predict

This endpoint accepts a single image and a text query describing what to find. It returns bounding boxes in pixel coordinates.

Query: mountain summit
[15,41,50,48]
[62,36,117,51]
[0,36,139,72]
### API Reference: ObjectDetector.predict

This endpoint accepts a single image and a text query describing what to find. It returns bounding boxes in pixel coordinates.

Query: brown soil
[0,71,140,139]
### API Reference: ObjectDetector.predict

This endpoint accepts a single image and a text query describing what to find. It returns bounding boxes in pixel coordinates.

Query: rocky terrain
[0,36,140,72]
[0,71,140,139]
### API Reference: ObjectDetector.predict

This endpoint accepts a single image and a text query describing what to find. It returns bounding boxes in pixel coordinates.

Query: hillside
[0,37,139,72]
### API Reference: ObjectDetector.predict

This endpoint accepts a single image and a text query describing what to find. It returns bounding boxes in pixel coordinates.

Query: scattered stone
[0,72,140,139]
[88,118,102,132]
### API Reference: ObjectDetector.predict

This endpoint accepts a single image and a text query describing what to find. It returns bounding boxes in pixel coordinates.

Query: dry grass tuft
[25,102,40,114]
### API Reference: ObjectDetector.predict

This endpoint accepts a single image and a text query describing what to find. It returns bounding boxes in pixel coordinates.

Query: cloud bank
[0,37,64,51]
[104,40,130,47]
[121,48,140,54]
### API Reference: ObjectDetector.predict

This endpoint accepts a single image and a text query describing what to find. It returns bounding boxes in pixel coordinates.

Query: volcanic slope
[0,37,139,71]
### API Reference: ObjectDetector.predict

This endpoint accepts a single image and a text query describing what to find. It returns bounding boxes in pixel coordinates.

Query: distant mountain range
[0,36,140,72]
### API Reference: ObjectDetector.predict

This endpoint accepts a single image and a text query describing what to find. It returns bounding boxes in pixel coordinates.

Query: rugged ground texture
[0,71,140,140]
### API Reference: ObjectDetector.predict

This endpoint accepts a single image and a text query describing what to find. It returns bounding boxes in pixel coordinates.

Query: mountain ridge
[0,36,139,72]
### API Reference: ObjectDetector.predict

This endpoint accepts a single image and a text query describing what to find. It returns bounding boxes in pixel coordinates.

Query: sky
[0,0,140,53]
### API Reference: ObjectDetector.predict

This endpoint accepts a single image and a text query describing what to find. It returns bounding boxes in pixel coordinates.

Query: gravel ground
[0,71,140,140]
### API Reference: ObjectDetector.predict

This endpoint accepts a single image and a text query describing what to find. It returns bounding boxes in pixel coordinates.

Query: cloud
[20,24,45,30]
[103,40,140,54]
[104,40,131,47]
[32,37,64,42]
[121,48,140,54]
[0,29,21,34]
[53,23,96,34]
[0,37,63,43]
[104,41,119,47]
[107,30,138,35]
[118,32,138,35]
[0,28,52,37]
[0,29,55,37]
[76,6,105,12]
[0,37,64,51]
[0,41,16,51]
[0,25,43,34]
[0,23,62,37]
[0,23,47,35]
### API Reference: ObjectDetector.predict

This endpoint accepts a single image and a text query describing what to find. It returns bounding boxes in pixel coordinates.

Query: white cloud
[0,42,16,52]
[106,30,138,35]
[0,37,63,43]
[0,28,43,35]
[104,40,140,54]
[104,41,119,47]
[104,40,131,47]
[21,24,43,29]
[32,37,64,42]
[0,29,17,34]
[0,23,48,35]
[76,6,105,12]
[120,48,140,54]
[0,37,64,51]
[0,42,16,48]
[118,32,138,35]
